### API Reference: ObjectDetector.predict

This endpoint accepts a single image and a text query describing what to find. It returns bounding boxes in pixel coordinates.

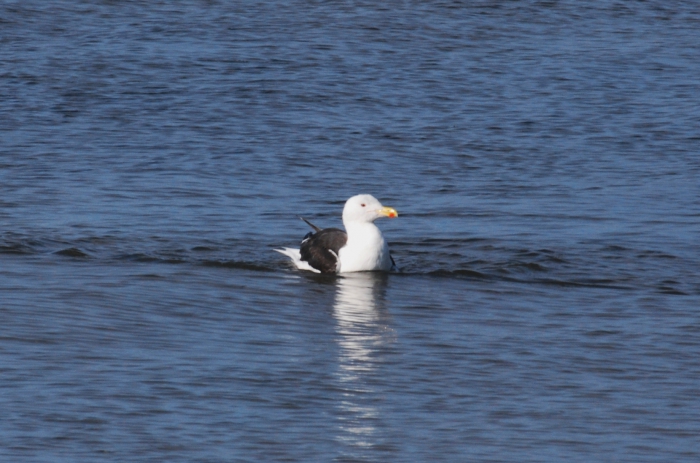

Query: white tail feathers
[274,248,321,273]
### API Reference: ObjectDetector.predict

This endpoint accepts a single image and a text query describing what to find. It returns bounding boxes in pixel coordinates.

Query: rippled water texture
[1,1,699,462]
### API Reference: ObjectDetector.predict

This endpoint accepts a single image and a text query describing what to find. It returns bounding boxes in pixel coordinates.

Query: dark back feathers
[299,228,348,273]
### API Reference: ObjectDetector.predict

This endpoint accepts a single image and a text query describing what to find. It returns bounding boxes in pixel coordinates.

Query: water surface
[1,1,699,461]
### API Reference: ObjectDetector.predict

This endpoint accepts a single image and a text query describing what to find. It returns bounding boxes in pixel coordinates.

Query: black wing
[299,227,347,274]
[299,216,322,233]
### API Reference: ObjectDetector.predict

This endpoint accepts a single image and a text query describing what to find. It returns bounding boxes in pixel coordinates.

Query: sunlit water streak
[333,274,392,451]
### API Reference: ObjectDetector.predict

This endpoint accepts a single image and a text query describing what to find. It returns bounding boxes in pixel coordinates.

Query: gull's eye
[361,203,366,207]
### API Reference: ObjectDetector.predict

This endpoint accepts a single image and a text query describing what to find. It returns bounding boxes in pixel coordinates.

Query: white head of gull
[275,194,398,274]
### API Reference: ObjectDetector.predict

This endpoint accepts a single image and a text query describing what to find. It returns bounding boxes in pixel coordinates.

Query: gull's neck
[344,220,381,242]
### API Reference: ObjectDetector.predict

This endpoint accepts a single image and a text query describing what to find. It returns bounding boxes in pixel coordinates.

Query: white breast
[337,223,391,273]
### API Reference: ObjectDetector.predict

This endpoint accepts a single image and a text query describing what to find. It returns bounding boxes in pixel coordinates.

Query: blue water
[2,1,699,461]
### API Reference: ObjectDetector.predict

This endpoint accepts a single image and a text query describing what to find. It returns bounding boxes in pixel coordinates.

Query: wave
[1,234,695,295]
[54,247,91,258]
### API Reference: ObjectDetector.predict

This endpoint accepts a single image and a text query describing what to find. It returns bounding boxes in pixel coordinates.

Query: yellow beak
[378,206,398,218]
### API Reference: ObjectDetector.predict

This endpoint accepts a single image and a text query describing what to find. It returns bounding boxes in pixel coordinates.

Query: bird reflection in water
[332,272,394,451]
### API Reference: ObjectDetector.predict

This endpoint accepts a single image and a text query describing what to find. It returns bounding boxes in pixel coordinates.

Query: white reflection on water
[332,272,394,450]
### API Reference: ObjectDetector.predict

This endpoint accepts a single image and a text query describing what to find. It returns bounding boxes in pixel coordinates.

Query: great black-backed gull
[275,194,398,273]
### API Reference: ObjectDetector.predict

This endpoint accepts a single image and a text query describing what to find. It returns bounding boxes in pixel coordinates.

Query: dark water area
[1,1,699,461]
